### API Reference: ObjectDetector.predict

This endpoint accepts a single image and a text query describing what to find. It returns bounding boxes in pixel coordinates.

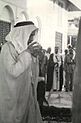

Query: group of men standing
[45,45,76,95]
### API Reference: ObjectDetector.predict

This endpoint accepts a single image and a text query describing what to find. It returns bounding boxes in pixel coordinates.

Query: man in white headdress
[0,21,43,123]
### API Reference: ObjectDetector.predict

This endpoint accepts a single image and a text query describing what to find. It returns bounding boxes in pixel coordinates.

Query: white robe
[0,42,42,123]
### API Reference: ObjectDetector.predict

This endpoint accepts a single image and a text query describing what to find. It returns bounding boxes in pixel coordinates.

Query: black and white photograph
[0,0,81,123]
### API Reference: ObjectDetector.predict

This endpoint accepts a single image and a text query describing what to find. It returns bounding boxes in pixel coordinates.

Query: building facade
[0,0,28,44]
[27,0,80,53]
[0,0,80,53]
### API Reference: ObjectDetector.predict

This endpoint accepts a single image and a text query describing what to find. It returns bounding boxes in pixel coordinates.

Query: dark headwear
[67,44,72,49]
[47,47,51,53]
[14,21,34,27]
[64,49,68,54]
[69,49,73,54]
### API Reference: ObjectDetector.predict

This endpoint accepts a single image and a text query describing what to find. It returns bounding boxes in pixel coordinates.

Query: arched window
[0,5,14,45]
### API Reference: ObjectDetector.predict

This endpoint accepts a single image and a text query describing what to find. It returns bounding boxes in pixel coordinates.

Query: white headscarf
[6,23,38,54]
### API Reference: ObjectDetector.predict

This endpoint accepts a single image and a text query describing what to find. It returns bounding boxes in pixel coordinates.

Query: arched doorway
[0,5,14,45]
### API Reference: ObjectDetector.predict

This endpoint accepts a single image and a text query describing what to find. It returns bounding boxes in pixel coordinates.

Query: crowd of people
[0,19,80,123]
[36,44,76,119]
[38,44,76,101]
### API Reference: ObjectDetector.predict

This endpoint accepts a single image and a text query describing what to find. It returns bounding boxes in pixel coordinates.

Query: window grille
[0,20,11,45]
[55,32,62,53]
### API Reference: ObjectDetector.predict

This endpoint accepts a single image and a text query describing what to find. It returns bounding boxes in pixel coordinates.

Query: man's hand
[27,42,42,57]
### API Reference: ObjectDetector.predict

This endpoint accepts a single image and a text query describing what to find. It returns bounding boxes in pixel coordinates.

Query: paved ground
[44,91,72,123]
[48,91,72,109]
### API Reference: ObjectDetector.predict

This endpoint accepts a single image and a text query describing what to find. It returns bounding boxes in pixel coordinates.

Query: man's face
[28,30,36,45]
[55,48,58,54]
[47,48,51,54]
[32,45,42,57]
